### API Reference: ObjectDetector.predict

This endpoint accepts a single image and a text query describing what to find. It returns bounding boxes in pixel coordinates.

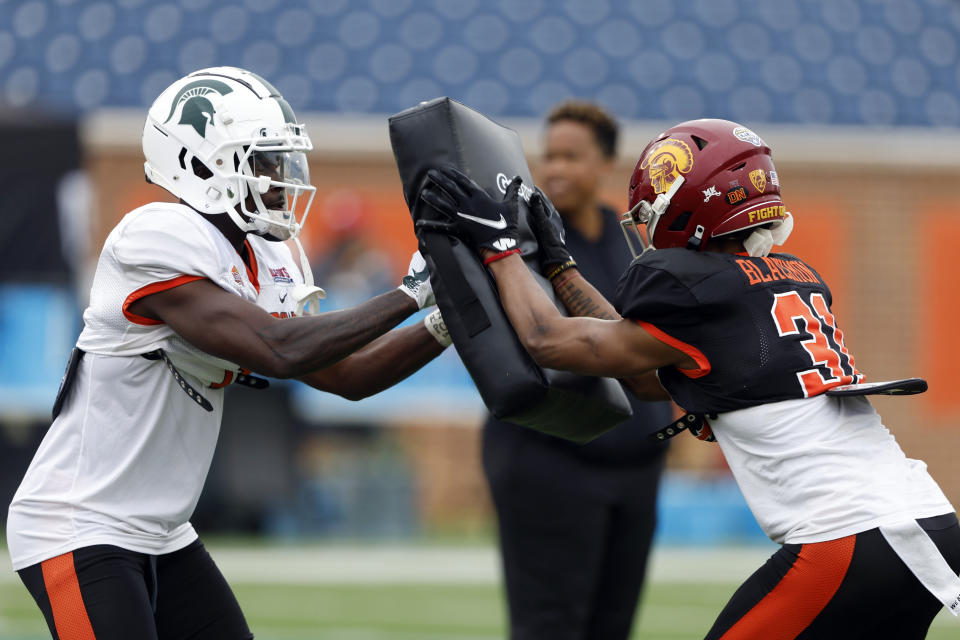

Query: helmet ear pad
[626,119,788,252]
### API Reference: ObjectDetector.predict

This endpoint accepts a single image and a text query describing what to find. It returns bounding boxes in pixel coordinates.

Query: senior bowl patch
[732,126,763,147]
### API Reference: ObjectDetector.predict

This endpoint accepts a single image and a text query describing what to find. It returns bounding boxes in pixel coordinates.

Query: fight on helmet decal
[745,204,787,225]
[641,138,694,194]
[749,169,767,193]
[732,125,764,147]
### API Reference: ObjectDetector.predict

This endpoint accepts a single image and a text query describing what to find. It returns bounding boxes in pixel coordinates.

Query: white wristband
[423,308,452,347]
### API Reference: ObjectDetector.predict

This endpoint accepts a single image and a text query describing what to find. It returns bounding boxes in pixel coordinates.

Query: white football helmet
[142,66,316,241]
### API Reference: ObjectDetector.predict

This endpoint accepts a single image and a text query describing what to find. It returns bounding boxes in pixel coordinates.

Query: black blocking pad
[388,97,632,443]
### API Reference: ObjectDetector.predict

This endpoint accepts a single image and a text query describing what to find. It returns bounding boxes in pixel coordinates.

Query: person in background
[480,101,673,640]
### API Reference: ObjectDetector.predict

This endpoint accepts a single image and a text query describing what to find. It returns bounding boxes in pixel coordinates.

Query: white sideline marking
[212,544,778,585]
[0,543,775,585]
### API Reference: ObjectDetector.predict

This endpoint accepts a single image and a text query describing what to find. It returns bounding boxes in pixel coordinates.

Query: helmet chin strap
[224,201,259,235]
[250,188,296,240]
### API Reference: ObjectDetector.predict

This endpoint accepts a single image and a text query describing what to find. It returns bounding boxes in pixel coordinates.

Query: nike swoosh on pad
[456,211,508,230]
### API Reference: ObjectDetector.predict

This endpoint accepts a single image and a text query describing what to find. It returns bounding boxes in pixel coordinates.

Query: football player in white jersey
[419,119,960,638]
[7,67,452,639]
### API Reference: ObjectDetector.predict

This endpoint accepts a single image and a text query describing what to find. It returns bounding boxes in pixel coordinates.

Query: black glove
[420,166,521,254]
[414,182,458,238]
[529,187,577,280]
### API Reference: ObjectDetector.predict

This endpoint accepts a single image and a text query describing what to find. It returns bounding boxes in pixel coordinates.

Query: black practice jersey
[614,249,862,414]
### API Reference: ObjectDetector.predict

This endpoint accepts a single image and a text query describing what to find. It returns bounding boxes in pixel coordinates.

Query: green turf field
[1,580,957,639]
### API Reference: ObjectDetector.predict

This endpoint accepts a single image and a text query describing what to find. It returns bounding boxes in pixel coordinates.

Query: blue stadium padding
[0,284,80,417]
[655,471,769,546]
[1,0,957,126]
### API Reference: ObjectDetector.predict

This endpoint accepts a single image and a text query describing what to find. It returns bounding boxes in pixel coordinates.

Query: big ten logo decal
[641,138,694,194]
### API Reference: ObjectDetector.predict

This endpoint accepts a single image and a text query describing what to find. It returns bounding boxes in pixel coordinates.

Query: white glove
[423,308,452,347]
[398,250,435,309]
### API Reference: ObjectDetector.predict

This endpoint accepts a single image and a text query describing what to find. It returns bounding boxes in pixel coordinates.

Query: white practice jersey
[7,202,306,570]
[711,394,953,545]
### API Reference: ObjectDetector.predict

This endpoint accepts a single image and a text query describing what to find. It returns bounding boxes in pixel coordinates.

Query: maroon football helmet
[621,118,793,256]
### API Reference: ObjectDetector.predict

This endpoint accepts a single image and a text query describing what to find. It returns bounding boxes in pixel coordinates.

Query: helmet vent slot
[178,147,187,170]
[691,135,709,151]
[191,156,213,180]
[669,211,692,231]
[731,162,747,171]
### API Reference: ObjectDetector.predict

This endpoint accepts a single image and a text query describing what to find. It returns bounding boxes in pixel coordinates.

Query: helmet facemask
[619,175,685,258]
[217,127,316,241]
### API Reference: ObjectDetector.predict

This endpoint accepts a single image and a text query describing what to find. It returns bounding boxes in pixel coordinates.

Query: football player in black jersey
[419,118,960,639]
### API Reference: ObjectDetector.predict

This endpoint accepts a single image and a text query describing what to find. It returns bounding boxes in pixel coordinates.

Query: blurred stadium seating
[1,0,959,545]
[1,0,959,126]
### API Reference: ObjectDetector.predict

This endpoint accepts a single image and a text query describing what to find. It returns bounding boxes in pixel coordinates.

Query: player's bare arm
[129,279,434,380]
[297,322,444,400]
[549,267,673,399]
[480,252,693,380]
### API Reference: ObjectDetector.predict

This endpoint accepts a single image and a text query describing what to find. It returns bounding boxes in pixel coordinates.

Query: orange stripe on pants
[720,536,856,640]
[41,552,96,640]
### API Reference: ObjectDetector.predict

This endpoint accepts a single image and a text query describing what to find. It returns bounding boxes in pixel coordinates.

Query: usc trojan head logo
[641,138,694,194]
[162,79,234,138]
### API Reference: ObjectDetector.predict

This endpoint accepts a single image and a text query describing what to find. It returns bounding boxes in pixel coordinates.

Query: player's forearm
[549,274,670,399]
[298,323,445,399]
[484,253,572,356]
[621,372,671,400]
[550,268,619,320]
[255,289,419,378]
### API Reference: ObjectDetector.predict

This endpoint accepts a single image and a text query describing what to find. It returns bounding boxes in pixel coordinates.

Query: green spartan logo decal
[162,79,234,137]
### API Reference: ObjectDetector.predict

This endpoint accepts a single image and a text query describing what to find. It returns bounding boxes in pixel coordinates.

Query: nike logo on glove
[279,292,288,303]
[457,211,508,229]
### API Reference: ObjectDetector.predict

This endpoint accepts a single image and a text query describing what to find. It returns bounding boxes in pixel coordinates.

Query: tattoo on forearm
[554,277,617,320]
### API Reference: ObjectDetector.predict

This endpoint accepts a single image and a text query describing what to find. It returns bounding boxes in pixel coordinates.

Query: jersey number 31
[771,291,862,397]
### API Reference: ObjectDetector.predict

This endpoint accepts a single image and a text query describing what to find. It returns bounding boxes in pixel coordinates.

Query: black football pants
[705,513,960,639]
[18,539,252,640]
[484,428,666,640]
